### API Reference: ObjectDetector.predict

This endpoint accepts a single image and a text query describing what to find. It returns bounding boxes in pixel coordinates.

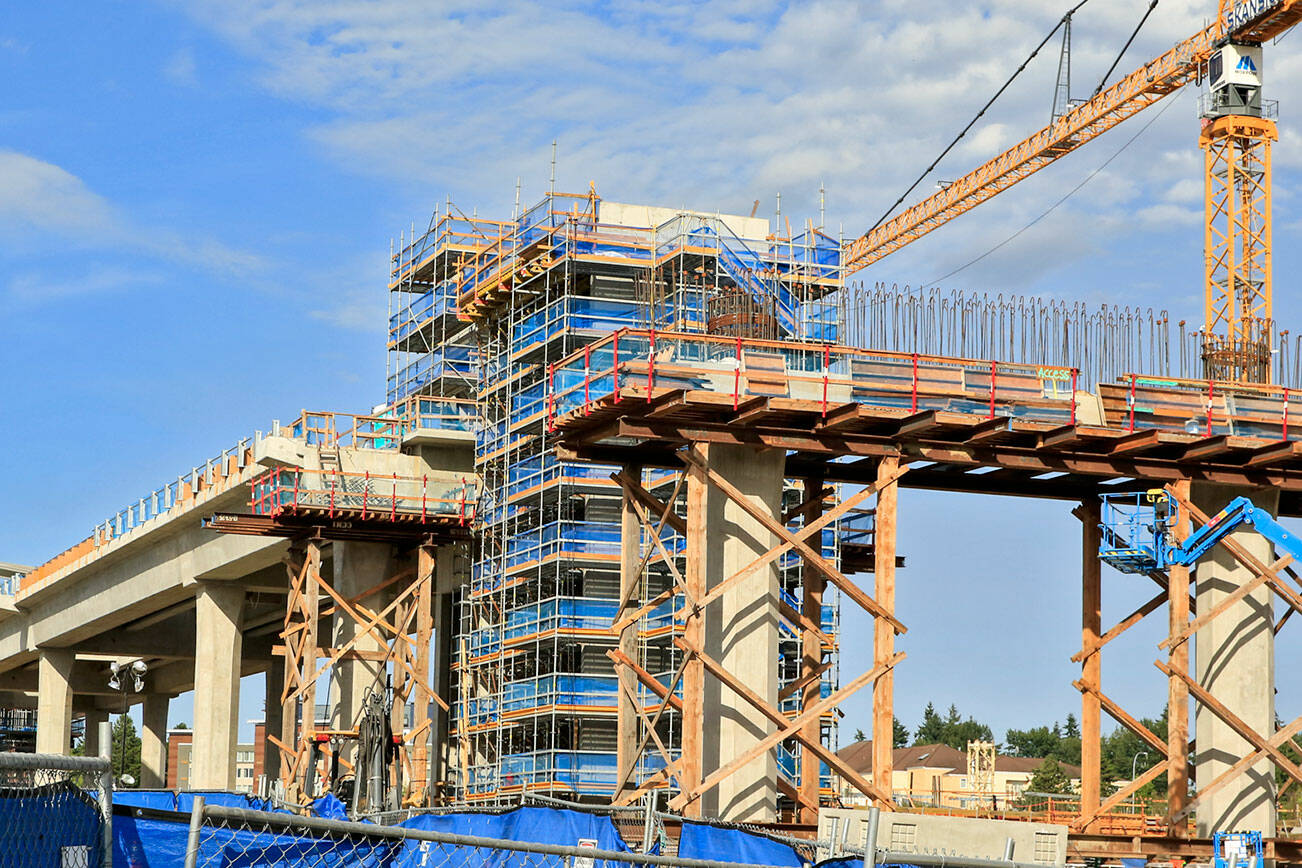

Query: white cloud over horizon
[157,0,1302,318]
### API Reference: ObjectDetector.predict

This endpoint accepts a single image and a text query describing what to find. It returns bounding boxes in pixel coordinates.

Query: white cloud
[162,0,1300,302]
[6,267,164,304]
[0,151,116,235]
[0,149,264,278]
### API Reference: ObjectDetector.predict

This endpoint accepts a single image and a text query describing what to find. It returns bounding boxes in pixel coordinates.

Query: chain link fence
[0,751,113,868]
[185,800,790,868]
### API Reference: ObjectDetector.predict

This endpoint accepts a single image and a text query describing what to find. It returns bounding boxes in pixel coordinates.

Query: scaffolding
[386,189,855,811]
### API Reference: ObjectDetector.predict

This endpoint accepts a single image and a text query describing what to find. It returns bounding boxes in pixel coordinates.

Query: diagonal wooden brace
[680,448,906,633]
[669,635,902,811]
[1156,659,1302,786]
[1073,680,1168,756]
[1072,590,1166,662]
[1161,555,1292,651]
[1172,712,1302,822]
[1173,492,1302,621]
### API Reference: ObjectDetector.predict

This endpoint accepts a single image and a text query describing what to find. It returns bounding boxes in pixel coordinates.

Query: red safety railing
[546,328,1079,432]
[251,468,477,524]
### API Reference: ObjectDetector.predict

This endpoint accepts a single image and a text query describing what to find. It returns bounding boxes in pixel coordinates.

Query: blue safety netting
[0,781,103,868]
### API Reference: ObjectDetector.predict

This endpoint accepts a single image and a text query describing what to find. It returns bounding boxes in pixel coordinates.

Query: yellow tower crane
[841,0,1302,382]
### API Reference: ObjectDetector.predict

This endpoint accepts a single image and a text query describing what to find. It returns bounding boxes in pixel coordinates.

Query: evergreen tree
[111,714,142,787]
[914,703,944,745]
[853,728,867,743]
[913,703,992,749]
[1018,758,1075,803]
[893,717,909,749]
[1064,714,1080,738]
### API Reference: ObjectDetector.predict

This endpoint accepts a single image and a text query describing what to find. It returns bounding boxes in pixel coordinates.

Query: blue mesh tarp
[392,806,632,868]
[0,781,103,867]
[677,821,803,867]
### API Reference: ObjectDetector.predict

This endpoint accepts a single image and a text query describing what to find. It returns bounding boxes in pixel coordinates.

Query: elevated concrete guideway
[0,427,475,788]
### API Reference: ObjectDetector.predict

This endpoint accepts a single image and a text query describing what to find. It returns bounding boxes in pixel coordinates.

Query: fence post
[863,805,881,868]
[184,795,207,868]
[98,720,113,867]
[1285,388,1291,440]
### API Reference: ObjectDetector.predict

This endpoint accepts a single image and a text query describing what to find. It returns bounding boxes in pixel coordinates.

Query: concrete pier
[36,649,74,754]
[695,443,785,822]
[329,542,392,746]
[141,694,169,787]
[1192,484,1278,838]
[191,583,245,789]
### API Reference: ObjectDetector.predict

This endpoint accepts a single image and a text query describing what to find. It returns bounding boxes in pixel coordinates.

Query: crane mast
[842,0,1302,383]
[1201,2,1276,381]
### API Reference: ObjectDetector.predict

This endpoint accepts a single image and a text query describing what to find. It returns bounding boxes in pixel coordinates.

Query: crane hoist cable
[866,0,1092,236]
[918,87,1184,287]
[1094,0,1160,96]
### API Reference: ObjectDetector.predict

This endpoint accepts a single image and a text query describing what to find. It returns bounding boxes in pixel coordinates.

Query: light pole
[1130,750,1149,813]
[107,660,147,786]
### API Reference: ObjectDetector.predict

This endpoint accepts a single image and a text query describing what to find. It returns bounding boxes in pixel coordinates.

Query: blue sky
[2,0,1300,744]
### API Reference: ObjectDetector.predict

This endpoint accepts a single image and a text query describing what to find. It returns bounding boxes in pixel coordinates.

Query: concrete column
[1192,483,1277,837]
[140,694,169,788]
[82,709,107,759]
[329,542,391,737]
[36,649,75,755]
[191,583,245,790]
[696,443,785,822]
[263,663,284,783]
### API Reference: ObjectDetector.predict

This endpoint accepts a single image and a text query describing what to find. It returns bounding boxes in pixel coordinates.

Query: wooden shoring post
[410,544,435,804]
[1167,477,1192,834]
[873,455,899,807]
[1078,497,1102,829]
[285,539,322,792]
[616,463,642,803]
[681,452,707,818]
[799,473,826,824]
[280,542,307,793]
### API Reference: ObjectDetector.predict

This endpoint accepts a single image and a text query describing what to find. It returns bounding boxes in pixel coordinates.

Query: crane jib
[1225,0,1285,32]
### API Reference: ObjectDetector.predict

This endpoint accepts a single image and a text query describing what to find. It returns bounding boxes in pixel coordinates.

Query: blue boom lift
[1099,490,1302,575]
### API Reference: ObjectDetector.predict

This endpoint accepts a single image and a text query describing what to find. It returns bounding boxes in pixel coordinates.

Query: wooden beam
[1157,660,1302,786]
[1072,590,1166,662]
[964,417,1013,445]
[611,470,687,536]
[1160,555,1293,651]
[799,473,826,825]
[1079,498,1102,826]
[680,448,907,633]
[1168,476,1192,837]
[1073,681,1168,756]
[874,455,900,803]
[1172,713,1302,822]
[670,636,902,811]
[616,465,641,801]
[1072,759,1168,832]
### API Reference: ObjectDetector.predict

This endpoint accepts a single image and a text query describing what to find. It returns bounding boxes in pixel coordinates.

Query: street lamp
[107,660,147,786]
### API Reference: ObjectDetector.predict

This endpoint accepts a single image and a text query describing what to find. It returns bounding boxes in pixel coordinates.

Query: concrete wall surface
[816,807,1067,866]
